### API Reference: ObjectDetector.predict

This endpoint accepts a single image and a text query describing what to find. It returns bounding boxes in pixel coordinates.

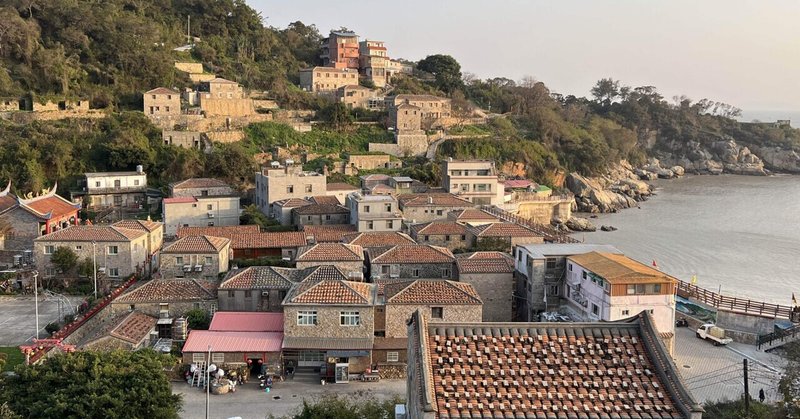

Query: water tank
[173,317,188,341]
[136,165,144,174]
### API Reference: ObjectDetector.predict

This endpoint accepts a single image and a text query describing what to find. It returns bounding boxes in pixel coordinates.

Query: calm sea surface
[576,174,800,305]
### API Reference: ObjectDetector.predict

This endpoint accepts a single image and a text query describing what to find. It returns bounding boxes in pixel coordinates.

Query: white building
[441,159,504,205]
[346,192,402,232]
[254,163,327,217]
[162,196,240,237]
[72,167,148,209]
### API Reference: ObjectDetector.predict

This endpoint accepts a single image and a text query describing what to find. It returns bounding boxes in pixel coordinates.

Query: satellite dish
[207,364,217,373]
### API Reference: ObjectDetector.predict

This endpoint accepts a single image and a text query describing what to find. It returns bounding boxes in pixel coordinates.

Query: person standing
[759,388,765,403]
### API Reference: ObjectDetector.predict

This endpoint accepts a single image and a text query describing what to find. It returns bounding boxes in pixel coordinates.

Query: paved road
[672,326,786,404]
[175,377,405,419]
[0,295,84,345]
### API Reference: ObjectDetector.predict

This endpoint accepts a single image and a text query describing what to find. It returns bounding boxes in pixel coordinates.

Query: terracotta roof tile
[309,195,341,205]
[162,235,230,253]
[370,245,454,264]
[325,182,360,191]
[22,194,80,220]
[145,87,179,95]
[116,279,216,303]
[455,252,515,274]
[219,266,299,290]
[301,224,357,243]
[274,198,312,208]
[384,280,482,305]
[112,219,163,233]
[398,193,472,208]
[109,311,158,344]
[468,222,541,238]
[448,208,498,222]
[177,225,260,238]
[296,243,364,262]
[35,226,146,242]
[342,232,416,248]
[170,178,231,190]
[163,196,197,204]
[411,221,468,236]
[292,203,348,215]
[287,276,375,305]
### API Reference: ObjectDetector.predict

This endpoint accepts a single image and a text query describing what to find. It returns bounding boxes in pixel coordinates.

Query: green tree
[77,257,93,278]
[318,102,353,131]
[779,342,800,417]
[185,308,210,330]
[289,395,402,419]
[591,78,621,104]
[417,54,463,94]
[50,246,77,274]
[1,350,181,418]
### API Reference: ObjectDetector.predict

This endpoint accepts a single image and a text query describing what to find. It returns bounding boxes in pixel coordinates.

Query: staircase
[758,325,800,351]
[480,205,579,243]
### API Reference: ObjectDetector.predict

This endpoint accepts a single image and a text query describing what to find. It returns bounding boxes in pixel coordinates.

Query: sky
[252,0,800,119]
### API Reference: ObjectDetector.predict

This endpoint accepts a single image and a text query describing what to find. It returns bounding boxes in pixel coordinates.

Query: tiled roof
[109,311,157,344]
[326,182,360,191]
[309,195,341,206]
[209,312,284,332]
[116,279,216,303]
[502,179,535,189]
[293,203,348,215]
[398,193,472,208]
[286,275,375,305]
[219,266,299,290]
[177,225,260,238]
[448,208,498,222]
[455,252,515,274]
[162,235,230,253]
[411,222,468,236]
[283,336,372,350]
[145,87,179,95]
[207,77,238,84]
[395,94,449,102]
[21,194,80,220]
[228,232,308,249]
[183,331,283,353]
[274,198,312,208]
[569,252,679,285]
[342,232,416,248]
[296,243,364,262]
[35,226,146,242]
[112,219,163,233]
[301,224,357,243]
[163,196,197,204]
[170,178,231,190]
[468,222,541,238]
[299,265,351,282]
[370,245,454,264]
[369,184,395,194]
[384,280,482,305]
[408,311,703,419]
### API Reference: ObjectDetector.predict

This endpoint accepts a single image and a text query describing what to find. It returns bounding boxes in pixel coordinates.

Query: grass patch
[447,124,492,136]
[0,347,24,371]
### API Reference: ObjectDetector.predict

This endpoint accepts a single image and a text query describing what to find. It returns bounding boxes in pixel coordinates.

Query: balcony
[83,185,147,195]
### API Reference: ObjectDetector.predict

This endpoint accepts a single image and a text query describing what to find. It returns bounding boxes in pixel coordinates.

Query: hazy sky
[252,0,800,115]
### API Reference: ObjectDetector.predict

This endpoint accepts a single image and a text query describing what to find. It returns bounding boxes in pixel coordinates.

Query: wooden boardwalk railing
[677,280,794,319]
[480,205,580,244]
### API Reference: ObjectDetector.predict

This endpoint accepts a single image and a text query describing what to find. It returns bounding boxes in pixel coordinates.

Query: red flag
[652,260,658,268]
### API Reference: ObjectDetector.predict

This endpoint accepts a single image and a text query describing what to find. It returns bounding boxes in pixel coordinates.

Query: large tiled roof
[301,224,357,243]
[219,266,299,290]
[228,232,308,249]
[177,225,260,238]
[296,243,364,262]
[398,193,472,208]
[112,219,163,233]
[342,232,416,248]
[411,221,468,236]
[370,245,454,264]
[109,311,158,344]
[145,87,179,95]
[116,279,216,303]
[183,331,283,353]
[309,195,341,206]
[23,195,81,220]
[299,265,351,282]
[455,252,515,274]
[448,208,498,222]
[170,178,231,190]
[283,336,372,350]
[35,226,146,242]
[162,235,230,254]
[274,198,312,208]
[407,311,703,419]
[468,222,541,238]
[293,203,348,215]
[326,182,360,191]
[163,196,197,204]
[569,252,679,285]
[286,276,375,306]
[384,280,482,305]
[209,312,284,332]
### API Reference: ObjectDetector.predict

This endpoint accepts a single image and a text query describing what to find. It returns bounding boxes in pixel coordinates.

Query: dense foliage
[0,350,181,419]
[287,395,403,419]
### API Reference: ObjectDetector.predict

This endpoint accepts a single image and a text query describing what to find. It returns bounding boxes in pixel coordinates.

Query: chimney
[323,165,329,176]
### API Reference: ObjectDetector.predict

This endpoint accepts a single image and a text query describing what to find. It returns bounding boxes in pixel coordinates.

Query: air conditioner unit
[207,213,214,218]
[194,265,203,272]
[183,265,192,272]
[98,267,106,273]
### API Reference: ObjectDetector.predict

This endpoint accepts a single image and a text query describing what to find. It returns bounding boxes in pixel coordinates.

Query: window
[591,303,599,316]
[441,268,451,278]
[201,190,208,196]
[207,204,213,210]
[307,216,312,221]
[244,290,252,298]
[627,284,636,295]
[211,353,225,363]
[192,203,197,208]
[568,263,573,272]
[385,204,392,212]
[582,271,587,280]
[75,245,82,251]
[381,265,390,274]
[129,304,135,311]
[622,309,630,316]
[207,222,214,227]
[44,245,54,255]
[227,290,234,298]
[305,184,313,193]
[297,311,317,325]
[386,220,393,229]
[436,210,443,216]
[340,311,361,326]
[204,257,212,264]
[549,285,559,296]
[176,257,184,265]
[366,221,374,230]
[636,284,646,294]
[460,235,466,241]
[387,352,399,362]
[325,215,331,221]
[412,269,420,278]
[423,235,429,241]
[653,284,662,293]
[546,258,557,269]
[45,267,56,277]
[108,268,119,277]
[192,353,205,363]
[364,205,370,213]
[95,181,101,187]
[286,185,294,193]
[431,307,443,319]
[107,246,118,255]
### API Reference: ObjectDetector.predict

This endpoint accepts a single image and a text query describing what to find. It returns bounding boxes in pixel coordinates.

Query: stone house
[81,311,157,351]
[0,182,81,256]
[298,67,359,93]
[346,192,402,232]
[301,224,357,243]
[162,195,240,237]
[409,222,470,251]
[455,251,515,322]
[466,222,544,252]
[198,78,255,117]
[181,312,283,369]
[341,232,416,250]
[294,243,364,277]
[143,87,180,117]
[254,164,327,216]
[346,154,393,173]
[162,130,207,150]
[169,178,235,198]
[359,174,391,191]
[176,226,308,260]
[398,193,473,224]
[112,219,164,273]
[112,278,217,319]
[336,85,381,109]
[387,94,452,129]
[281,269,376,373]
[34,225,149,280]
[447,208,499,224]
[159,235,231,280]
[291,203,350,227]
[218,266,301,312]
[72,169,148,209]
[272,198,311,225]
[367,245,456,281]
[359,40,390,87]
[441,159,504,205]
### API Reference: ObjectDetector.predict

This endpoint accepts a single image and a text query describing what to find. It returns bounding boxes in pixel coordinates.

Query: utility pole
[206,345,211,419]
[743,358,750,415]
[187,15,191,44]
[33,271,39,340]
[92,241,97,299]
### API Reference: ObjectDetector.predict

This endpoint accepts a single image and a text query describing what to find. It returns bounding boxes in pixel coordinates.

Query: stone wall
[162,130,205,150]
[34,236,147,280]
[370,262,456,281]
[110,300,215,318]
[384,304,482,338]
[174,62,204,73]
[1,207,46,252]
[159,252,224,280]
[218,289,286,312]
[200,98,255,117]
[171,185,234,198]
[459,272,513,322]
[292,212,349,227]
[62,304,116,346]
[413,234,470,252]
[402,206,471,224]
[283,306,374,339]
[514,200,573,223]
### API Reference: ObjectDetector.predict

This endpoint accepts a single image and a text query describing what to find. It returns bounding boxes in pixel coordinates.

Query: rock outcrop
[564,216,596,232]
[750,145,800,173]
[566,161,653,213]
[657,138,767,176]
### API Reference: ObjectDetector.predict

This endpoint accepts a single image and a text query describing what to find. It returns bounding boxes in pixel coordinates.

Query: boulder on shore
[565,216,596,232]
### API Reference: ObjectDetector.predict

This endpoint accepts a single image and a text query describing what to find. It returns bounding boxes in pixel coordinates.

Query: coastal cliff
[566,161,653,214]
